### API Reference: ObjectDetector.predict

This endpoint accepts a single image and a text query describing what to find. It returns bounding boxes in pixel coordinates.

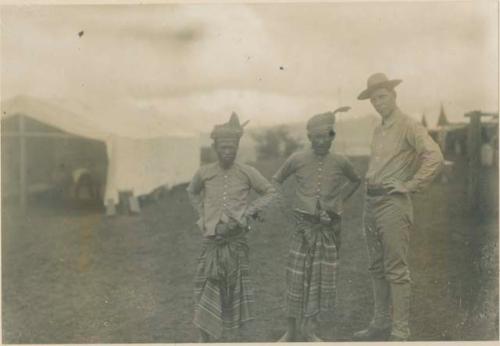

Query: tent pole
[19,115,27,214]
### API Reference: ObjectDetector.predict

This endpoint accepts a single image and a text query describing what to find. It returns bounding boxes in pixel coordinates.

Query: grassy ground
[2,156,498,343]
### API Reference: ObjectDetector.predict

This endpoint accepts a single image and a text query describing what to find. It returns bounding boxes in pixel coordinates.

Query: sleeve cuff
[404,180,419,193]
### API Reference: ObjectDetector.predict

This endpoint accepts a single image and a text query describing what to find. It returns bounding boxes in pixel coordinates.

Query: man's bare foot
[304,332,324,342]
[198,330,210,343]
[277,331,295,342]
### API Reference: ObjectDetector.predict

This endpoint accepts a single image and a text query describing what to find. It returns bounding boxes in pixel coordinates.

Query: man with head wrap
[187,112,277,342]
[273,109,361,341]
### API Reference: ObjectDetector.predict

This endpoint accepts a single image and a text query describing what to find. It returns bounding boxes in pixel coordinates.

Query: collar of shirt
[216,162,234,174]
[309,148,332,161]
[202,161,235,178]
[381,108,402,129]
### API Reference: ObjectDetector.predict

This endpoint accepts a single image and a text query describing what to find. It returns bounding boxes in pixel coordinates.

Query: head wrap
[210,112,249,141]
[306,111,335,135]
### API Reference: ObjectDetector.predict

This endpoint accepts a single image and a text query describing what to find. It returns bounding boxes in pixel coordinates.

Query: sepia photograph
[0,1,498,343]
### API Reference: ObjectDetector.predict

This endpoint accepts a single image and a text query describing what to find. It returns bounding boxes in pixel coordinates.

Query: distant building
[428,108,498,163]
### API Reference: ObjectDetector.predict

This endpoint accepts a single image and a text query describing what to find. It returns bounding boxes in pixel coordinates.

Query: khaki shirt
[273,149,360,215]
[187,162,276,237]
[366,108,444,192]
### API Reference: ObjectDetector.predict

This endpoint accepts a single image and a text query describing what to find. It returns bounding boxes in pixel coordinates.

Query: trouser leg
[364,199,391,328]
[379,194,412,339]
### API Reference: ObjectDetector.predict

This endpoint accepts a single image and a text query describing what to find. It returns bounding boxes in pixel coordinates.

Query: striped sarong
[193,229,254,339]
[285,212,340,319]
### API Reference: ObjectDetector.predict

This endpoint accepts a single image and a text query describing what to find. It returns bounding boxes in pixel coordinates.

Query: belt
[294,209,341,225]
[297,212,321,224]
[366,186,390,197]
[212,224,249,240]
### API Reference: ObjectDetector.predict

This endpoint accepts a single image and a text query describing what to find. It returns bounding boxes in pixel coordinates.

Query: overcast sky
[1,2,498,134]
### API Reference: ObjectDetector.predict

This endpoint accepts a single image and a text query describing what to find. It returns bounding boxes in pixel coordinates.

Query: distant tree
[252,128,281,160]
[281,128,303,157]
[252,126,303,160]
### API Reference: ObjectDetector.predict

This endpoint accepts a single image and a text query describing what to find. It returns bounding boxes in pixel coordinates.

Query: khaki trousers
[363,193,413,339]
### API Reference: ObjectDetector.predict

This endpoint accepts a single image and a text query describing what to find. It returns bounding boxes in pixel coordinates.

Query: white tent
[1,95,200,209]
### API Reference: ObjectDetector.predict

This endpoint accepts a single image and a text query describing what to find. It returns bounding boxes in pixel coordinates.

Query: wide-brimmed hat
[210,112,250,141]
[358,73,402,100]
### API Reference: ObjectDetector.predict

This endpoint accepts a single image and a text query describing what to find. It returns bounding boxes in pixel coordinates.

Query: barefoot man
[187,113,276,342]
[273,109,361,341]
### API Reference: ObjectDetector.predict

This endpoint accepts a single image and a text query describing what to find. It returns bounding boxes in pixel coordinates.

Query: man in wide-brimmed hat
[273,109,361,341]
[353,73,444,341]
[187,112,276,342]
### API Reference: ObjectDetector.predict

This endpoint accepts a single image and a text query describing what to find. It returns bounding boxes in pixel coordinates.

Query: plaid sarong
[285,212,340,319]
[193,229,254,339]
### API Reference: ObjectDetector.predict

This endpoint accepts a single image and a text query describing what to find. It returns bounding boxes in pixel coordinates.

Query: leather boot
[372,277,391,327]
[390,282,411,340]
[353,278,391,341]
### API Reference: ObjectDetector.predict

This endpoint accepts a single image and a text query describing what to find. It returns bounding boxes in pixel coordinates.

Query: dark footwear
[352,326,391,341]
[388,334,408,342]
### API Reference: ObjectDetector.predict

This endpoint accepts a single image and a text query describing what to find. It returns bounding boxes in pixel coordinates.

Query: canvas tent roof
[1,95,200,206]
[2,95,108,141]
[2,94,196,139]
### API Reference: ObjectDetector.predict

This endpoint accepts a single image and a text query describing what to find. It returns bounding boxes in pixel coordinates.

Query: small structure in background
[1,111,108,212]
[72,159,102,202]
[426,106,498,212]
[428,104,468,161]
[1,95,200,215]
[427,105,465,184]
[464,111,498,215]
[428,106,498,163]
